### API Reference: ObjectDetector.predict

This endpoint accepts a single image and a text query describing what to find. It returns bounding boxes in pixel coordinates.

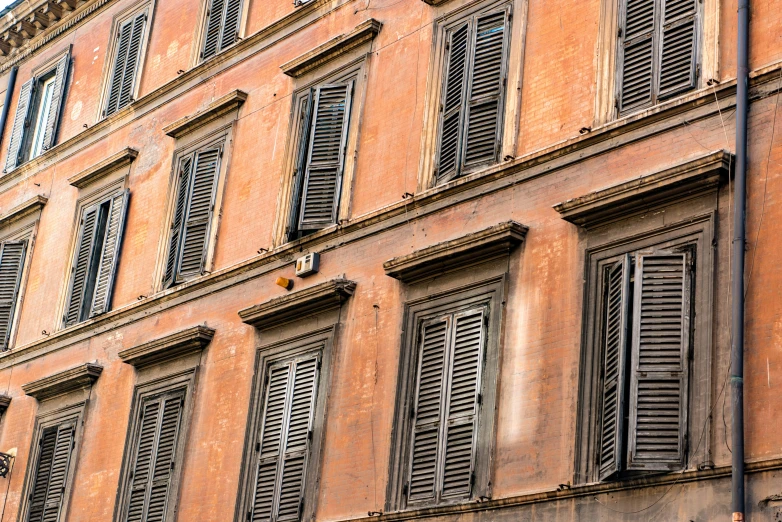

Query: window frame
[192,0,249,66]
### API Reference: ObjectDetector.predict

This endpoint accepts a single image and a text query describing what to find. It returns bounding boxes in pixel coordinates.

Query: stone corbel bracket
[239,279,357,330]
[281,18,382,78]
[118,326,215,369]
[68,147,138,188]
[0,195,47,229]
[553,149,733,229]
[162,90,247,138]
[384,221,528,284]
[22,363,103,401]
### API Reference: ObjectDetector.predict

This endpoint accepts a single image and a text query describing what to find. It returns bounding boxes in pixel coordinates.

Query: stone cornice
[239,279,356,330]
[118,326,214,368]
[281,18,382,78]
[384,221,528,284]
[67,147,138,188]
[21,362,102,401]
[0,195,47,228]
[162,90,247,138]
[0,394,10,415]
[553,150,732,229]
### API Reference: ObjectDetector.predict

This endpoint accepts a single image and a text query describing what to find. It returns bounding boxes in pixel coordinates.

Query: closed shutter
[41,54,69,152]
[618,0,656,113]
[106,13,147,117]
[435,23,469,184]
[250,354,320,522]
[163,157,192,289]
[598,255,631,481]
[64,204,99,327]
[297,83,352,231]
[201,0,241,60]
[658,0,698,98]
[4,78,34,172]
[0,240,26,351]
[26,422,76,522]
[89,190,130,317]
[627,252,690,471]
[220,0,242,51]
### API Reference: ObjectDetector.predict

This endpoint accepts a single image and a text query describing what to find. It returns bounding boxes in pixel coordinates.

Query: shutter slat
[26,423,75,522]
[4,78,33,172]
[125,399,161,522]
[89,190,129,317]
[117,13,146,111]
[0,240,26,351]
[145,396,183,522]
[27,427,58,522]
[202,0,225,60]
[65,206,98,326]
[436,23,469,183]
[41,53,69,151]
[619,0,656,113]
[163,157,192,288]
[219,0,242,51]
[658,1,697,98]
[106,19,133,116]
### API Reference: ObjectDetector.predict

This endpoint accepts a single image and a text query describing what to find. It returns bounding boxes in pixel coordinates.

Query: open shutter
[27,422,76,522]
[163,157,192,289]
[658,0,698,98]
[435,22,470,184]
[64,204,99,326]
[462,8,508,171]
[177,145,221,280]
[4,78,33,172]
[201,0,225,60]
[146,395,184,522]
[618,0,656,113]
[627,252,690,471]
[0,240,26,351]
[106,13,146,116]
[41,53,69,152]
[220,0,242,51]
[126,399,161,522]
[89,190,130,317]
[598,255,631,481]
[287,91,314,240]
[297,83,352,231]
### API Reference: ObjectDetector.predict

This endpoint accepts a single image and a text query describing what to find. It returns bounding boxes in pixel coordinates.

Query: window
[0,239,27,351]
[163,140,223,288]
[4,53,69,172]
[63,190,129,327]
[104,9,149,117]
[200,0,243,61]
[616,0,700,114]
[434,4,511,184]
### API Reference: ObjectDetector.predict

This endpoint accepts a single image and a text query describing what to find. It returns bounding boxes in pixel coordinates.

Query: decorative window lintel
[162,89,247,138]
[21,362,103,401]
[67,147,138,188]
[118,325,215,368]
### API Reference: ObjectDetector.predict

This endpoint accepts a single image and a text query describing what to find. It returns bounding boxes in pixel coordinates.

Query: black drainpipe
[731,0,749,520]
[0,66,17,150]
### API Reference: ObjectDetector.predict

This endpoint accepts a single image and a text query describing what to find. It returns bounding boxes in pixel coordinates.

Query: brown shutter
[627,252,690,471]
[4,78,34,172]
[297,83,352,231]
[658,0,698,98]
[106,13,146,116]
[250,354,320,522]
[220,0,242,51]
[0,240,26,351]
[26,422,76,522]
[41,53,69,151]
[64,204,99,326]
[598,255,631,481]
[89,190,130,317]
[618,0,656,112]
[201,0,225,60]
[163,156,193,289]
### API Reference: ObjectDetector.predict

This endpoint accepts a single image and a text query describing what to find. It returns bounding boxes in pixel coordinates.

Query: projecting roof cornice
[118,326,215,368]
[553,150,732,229]
[22,362,103,401]
[68,147,138,188]
[0,195,47,228]
[162,90,247,138]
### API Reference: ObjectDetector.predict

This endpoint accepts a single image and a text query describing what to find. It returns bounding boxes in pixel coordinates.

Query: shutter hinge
[477,393,482,406]
[502,77,507,87]
[617,27,622,38]
[614,97,619,110]
[255,441,261,452]
[483,314,489,326]
[402,482,409,497]
[246,510,252,520]
[316,359,322,370]
[696,64,701,79]
[170,461,175,469]
[409,404,415,420]
[308,429,313,441]
[470,472,476,488]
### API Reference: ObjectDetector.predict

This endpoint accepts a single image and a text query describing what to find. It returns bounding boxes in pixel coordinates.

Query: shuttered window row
[435,6,510,185]
[201,0,243,61]
[0,240,26,351]
[25,421,77,522]
[617,0,700,114]
[598,250,691,481]
[105,11,148,117]
[64,190,130,327]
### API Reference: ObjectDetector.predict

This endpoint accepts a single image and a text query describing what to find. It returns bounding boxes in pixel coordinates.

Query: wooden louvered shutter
[64,204,99,327]
[250,354,320,522]
[618,0,656,113]
[462,9,509,172]
[298,83,352,231]
[287,91,314,240]
[598,255,631,481]
[177,146,221,280]
[0,240,26,351]
[89,190,129,317]
[4,78,34,172]
[201,0,225,60]
[106,13,146,116]
[658,0,698,98]
[41,54,69,152]
[627,252,690,471]
[27,422,76,522]
[163,157,192,289]
[220,0,242,51]
[435,22,469,184]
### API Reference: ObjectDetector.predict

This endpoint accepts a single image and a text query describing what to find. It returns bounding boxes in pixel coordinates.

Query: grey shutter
[201,0,225,60]
[435,22,469,184]
[462,9,509,171]
[106,18,133,116]
[618,0,656,112]
[598,255,631,481]
[146,395,184,521]
[250,354,320,522]
[126,399,161,522]
[287,91,314,239]
[0,240,26,351]
[4,78,33,172]
[297,83,352,231]
[27,422,76,522]
[64,204,99,326]
[89,190,129,317]
[177,145,221,280]
[41,53,69,152]
[627,252,690,471]
[219,0,242,51]
[163,157,192,289]
[106,13,146,116]
[658,0,697,98]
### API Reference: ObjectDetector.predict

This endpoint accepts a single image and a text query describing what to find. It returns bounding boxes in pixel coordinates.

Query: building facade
[0,0,777,520]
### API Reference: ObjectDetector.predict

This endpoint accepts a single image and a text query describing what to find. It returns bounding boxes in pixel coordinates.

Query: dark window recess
[0,239,27,351]
[105,12,148,117]
[25,421,77,522]
[248,353,320,522]
[201,0,243,61]
[121,390,185,522]
[4,53,69,172]
[287,82,353,241]
[163,143,222,288]
[598,250,691,481]
[434,6,510,185]
[617,0,699,114]
[64,190,130,327]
